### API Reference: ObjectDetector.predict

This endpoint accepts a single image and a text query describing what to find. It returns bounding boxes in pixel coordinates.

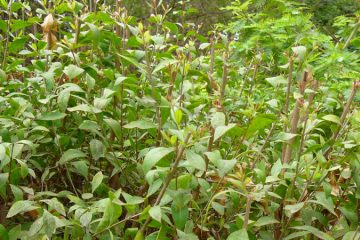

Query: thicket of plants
[0,0,359,239]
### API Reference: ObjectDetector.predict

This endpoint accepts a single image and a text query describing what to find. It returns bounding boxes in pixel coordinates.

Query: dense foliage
[0,0,359,239]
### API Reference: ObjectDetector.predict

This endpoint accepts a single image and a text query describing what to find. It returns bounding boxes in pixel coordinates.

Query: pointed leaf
[92,171,103,193]
[58,149,86,165]
[142,147,174,174]
[149,205,162,223]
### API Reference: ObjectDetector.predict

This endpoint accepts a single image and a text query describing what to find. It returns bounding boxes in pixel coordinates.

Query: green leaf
[90,139,105,161]
[227,229,249,240]
[246,114,275,137]
[119,55,145,72]
[10,184,23,201]
[0,69,6,82]
[124,120,157,129]
[343,231,360,240]
[122,192,144,205]
[79,120,100,134]
[211,112,226,128]
[80,212,92,227]
[0,144,5,162]
[58,149,86,165]
[274,132,298,142]
[11,20,32,32]
[163,21,178,34]
[174,109,183,124]
[96,198,122,232]
[149,205,162,223]
[9,37,28,53]
[41,198,66,216]
[284,202,304,215]
[211,201,225,215]
[6,200,35,218]
[72,161,89,179]
[142,147,174,174]
[0,0,8,9]
[28,216,43,237]
[270,159,282,177]
[214,124,236,142]
[38,112,66,121]
[253,216,279,227]
[205,151,236,177]
[199,42,211,50]
[0,173,8,199]
[134,231,144,240]
[58,90,70,112]
[186,150,206,171]
[310,192,336,215]
[92,171,103,193]
[322,115,341,125]
[104,118,122,141]
[0,224,8,240]
[63,64,84,80]
[153,58,178,73]
[283,231,310,240]
[171,203,188,230]
[265,75,287,87]
[68,104,93,113]
[292,46,307,61]
[291,226,334,240]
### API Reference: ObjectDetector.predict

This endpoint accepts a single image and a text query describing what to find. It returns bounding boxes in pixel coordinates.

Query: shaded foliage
[0,0,359,239]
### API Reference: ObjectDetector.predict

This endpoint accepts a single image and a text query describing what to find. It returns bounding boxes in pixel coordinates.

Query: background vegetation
[0,0,359,239]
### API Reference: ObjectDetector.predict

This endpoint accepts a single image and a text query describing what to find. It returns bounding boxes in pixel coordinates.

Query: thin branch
[136,133,192,236]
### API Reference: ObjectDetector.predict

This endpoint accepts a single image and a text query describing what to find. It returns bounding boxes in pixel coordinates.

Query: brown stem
[289,80,318,199]
[208,34,216,94]
[243,194,252,230]
[282,71,308,166]
[204,126,215,174]
[220,37,230,103]
[284,57,294,115]
[166,64,178,102]
[281,57,294,162]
